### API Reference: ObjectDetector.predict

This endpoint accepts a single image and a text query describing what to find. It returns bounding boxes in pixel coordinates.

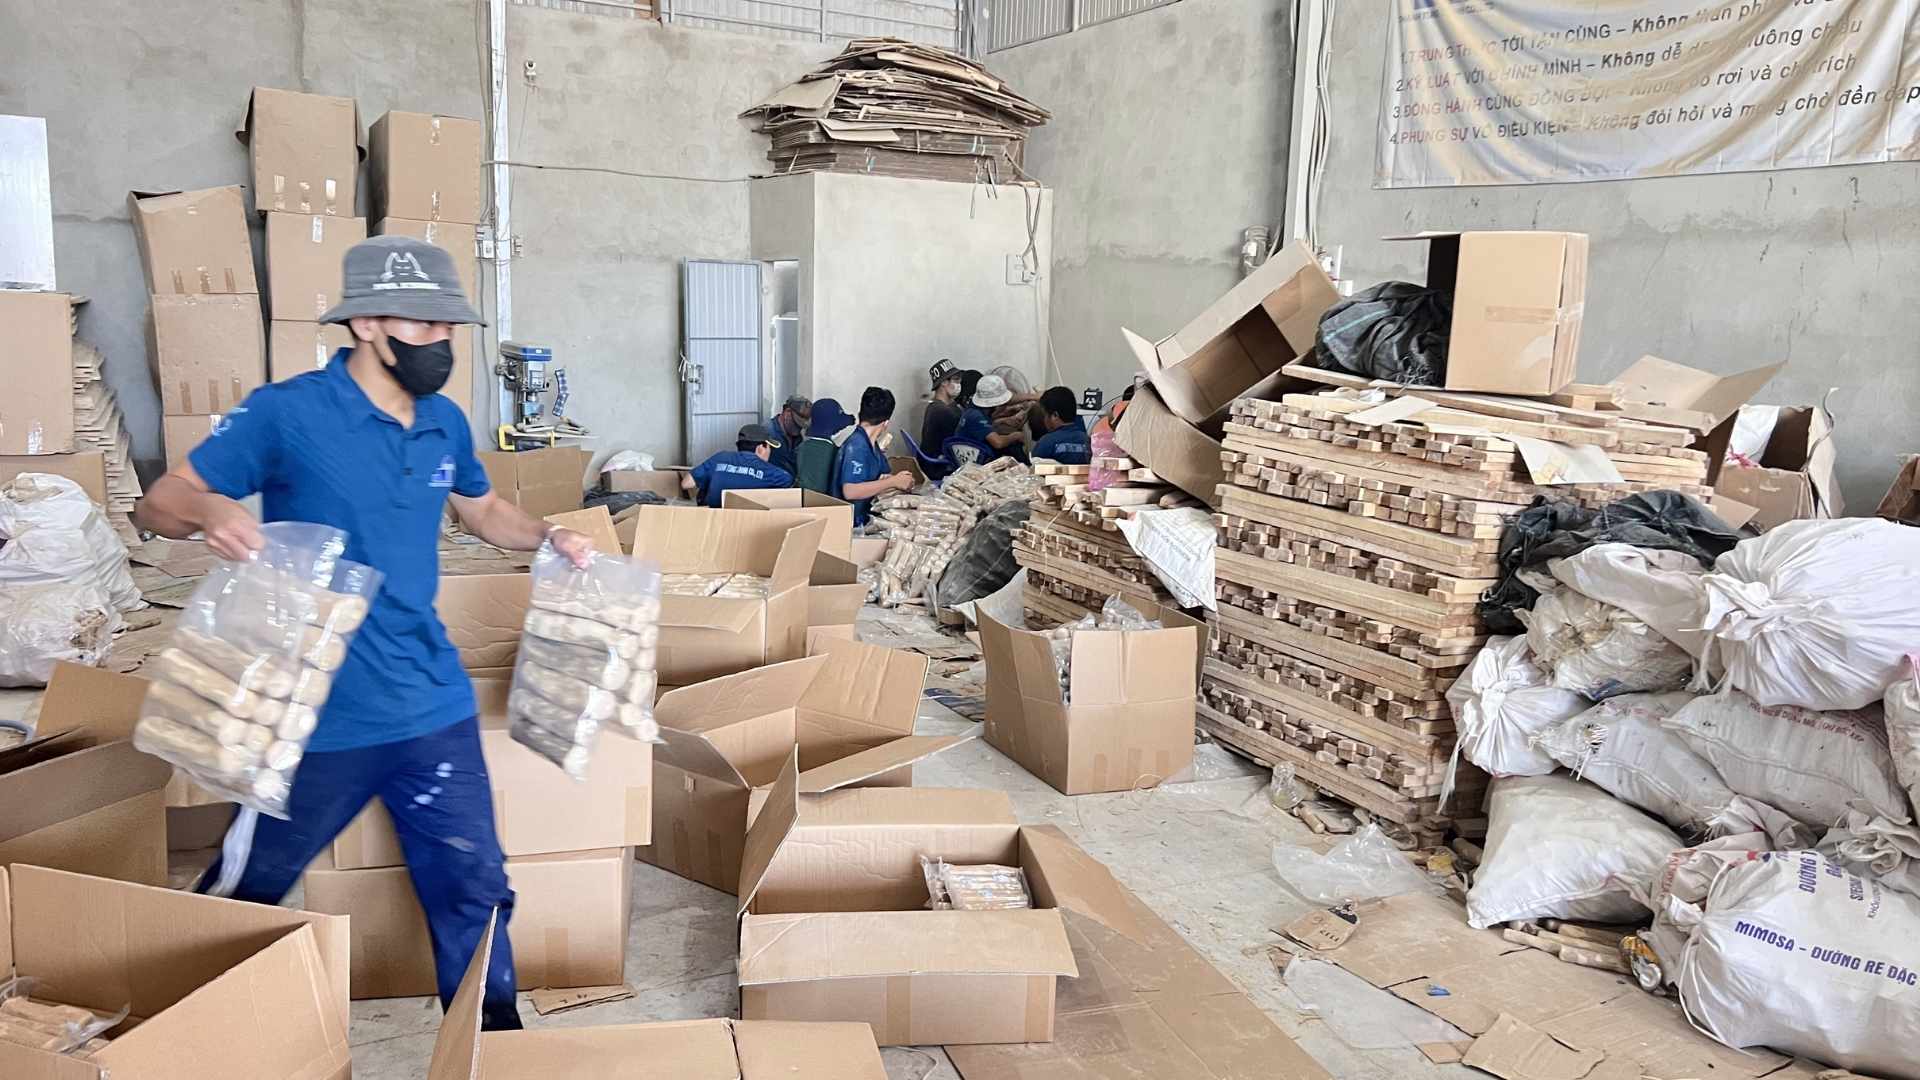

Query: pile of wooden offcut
[742,38,1049,183]
[1016,459,1195,626]
[1200,376,1712,844]
[71,340,142,545]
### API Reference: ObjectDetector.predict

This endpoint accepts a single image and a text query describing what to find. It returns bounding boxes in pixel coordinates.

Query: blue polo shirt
[833,427,891,526]
[690,450,792,507]
[765,416,800,477]
[1033,416,1090,465]
[955,406,1003,463]
[187,351,488,752]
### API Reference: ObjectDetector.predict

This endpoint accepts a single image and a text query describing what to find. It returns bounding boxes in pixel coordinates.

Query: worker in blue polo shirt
[766,395,809,479]
[132,236,592,1034]
[682,423,793,506]
[834,386,915,526]
[1032,386,1092,465]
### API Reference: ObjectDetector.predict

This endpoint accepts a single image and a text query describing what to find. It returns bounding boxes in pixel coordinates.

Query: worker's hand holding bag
[133,523,382,817]
[508,544,662,779]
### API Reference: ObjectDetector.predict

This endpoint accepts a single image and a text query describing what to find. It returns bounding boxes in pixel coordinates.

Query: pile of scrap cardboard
[743,38,1050,182]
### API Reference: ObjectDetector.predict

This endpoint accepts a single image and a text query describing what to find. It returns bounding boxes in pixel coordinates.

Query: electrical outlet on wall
[1005,253,1036,286]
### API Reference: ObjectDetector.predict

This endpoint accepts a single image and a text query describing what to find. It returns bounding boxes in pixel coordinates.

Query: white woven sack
[1465,773,1681,930]
[1444,637,1587,795]
[1549,545,1711,658]
[0,474,140,612]
[1664,690,1907,829]
[1654,846,1920,1079]
[1700,517,1920,711]
[1819,808,1920,898]
[1517,589,1692,700]
[1884,662,1920,821]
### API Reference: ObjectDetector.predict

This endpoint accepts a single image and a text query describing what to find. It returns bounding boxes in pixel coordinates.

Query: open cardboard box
[1385,230,1587,396]
[1711,403,1841,531]
[639,638,965,895]
[1111,381,1230,507]
[722,488,854,560]
[435,572,532,680]
[734,756,1143,1045]
[1605,355,1785,440]
[978,606,1202,795]
[327,678,651,869]
[806,551,868,640]
[477,447,590,519]
[1123,240,1337,429]
[0,663,169,886]
[605,466,690,501]
[0,864,350,1079]
[428,913,887,1079]
[627,506,825,686]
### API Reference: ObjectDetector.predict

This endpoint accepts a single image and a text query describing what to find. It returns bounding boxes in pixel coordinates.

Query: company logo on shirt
[430,455,456,488]
[211,407,243,437]
[715,462,768,481]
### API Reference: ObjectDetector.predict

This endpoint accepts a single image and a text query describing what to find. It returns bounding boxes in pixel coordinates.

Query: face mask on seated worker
[382,335,455,397]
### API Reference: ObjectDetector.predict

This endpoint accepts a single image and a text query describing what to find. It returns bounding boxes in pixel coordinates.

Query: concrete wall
[988,0,1294,399]
[752,171,1052,444]
[1319,3,1911,511]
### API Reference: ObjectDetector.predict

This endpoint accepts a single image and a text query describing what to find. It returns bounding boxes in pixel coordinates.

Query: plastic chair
[940,435,996,471]
[794,437,836,494]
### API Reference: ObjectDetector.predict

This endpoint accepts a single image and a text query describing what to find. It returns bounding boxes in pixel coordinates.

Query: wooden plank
[1216,549,1480,634]
[1212,604,1461,700]
[1198,704,1442,825]
[1225,423,1539,503]
[1216,488,1499,576]
[1204,653,1450,758]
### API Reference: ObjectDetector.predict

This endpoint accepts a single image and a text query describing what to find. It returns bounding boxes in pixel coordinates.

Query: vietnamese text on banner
[1377,0,1920,188]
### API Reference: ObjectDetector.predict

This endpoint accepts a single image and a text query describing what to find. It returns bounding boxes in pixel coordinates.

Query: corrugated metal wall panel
[510,0,657,18]
[666,0,961,48]
[986,0,1069,51]
[1076,0,1177,28]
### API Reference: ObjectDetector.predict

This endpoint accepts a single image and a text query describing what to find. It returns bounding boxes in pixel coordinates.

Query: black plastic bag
[931,502,1030,615]
[1480,490,1743,634]
[1309,281,1452,386]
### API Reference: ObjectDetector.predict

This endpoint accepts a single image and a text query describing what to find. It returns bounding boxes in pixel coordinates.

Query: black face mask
[385,336,455,397]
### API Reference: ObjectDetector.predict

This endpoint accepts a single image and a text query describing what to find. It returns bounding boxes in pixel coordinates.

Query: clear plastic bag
[1098,595,1163,631]
[0,975,127,1057]
[509,544,662,778]
[133,523,381,817]
[1271,823,1437,906]
[1048,599,1165,704]
[920,855,1033,910]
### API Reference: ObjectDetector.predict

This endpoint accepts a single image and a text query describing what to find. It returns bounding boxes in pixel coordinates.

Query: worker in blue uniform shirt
[766,395,810,479]
[133,236,597,1034]
[834,386,915,526]
[1032,386,1092,465]
[682,423,793,507]
[955,373,1028,463]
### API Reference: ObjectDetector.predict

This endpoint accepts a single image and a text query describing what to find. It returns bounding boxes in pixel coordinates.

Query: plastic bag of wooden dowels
[920,856,1032,911]
[509,544,662,778]
[133,523,381,817]
[0,974,128,1056]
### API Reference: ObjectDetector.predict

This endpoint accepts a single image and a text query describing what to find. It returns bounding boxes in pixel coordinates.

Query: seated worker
[833,386,915,526]
[794,398,852,494]
[956,374,1026,462]
[921,361,964,451]
[681,423,792,507]
[766,395,809,478]
[1032,386,1091,464]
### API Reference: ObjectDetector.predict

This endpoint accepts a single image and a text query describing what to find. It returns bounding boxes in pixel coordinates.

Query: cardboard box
[162,413,223,471]
[167,803,235,852]
[264,212,366,322]
[607,467,690,501]
[478,447,590,519]
[722,488,854,560]
[850,536,888,568]
[0,864,350,1079]
[269,319,354,381]
[1122,240,1338,428]
[302,846,629,998]
[0,450,106,505]
[0,290,75,455]
[429,914,887,1079]
[329,679,652,869]
[736,760,1141,1045]
[639,639,961,894]
[447,324,476,421]
[1713,404,1841,531]
[127,186,258,295]
[1878,456,1920,525]
[150,293,266,414]
[806,552,867,637]
[1112,382,1229,507]
[1384,230,1588,395]
[369,111,484,225]
[373,217,478,301]
[1606,355,1785,440]
[627,506,826,686]
[0,663,169,886]
[236,86,361,216]
[435,572,531,679]
[979,607,1201,795]
[544,505,622,558]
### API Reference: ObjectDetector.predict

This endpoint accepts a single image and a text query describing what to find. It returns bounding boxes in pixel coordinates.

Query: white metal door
[680,259,764,466]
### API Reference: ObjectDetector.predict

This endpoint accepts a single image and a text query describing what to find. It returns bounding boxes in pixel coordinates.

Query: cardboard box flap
[0,740,170,845]
[628,507,825,588]
[811,551,858,586]
[660,594,764,634]
[771,517,828,591]
[1120,326,1163,377]
[476,1020,744,1077]
[656,655,828,736]
[0,867,12,978]
[1068,623,1199,708]
[980,612,1067,708]
[1608,356,1784,433]
[737,909,1078,984]
[654,725,753,788]
[1803,400,1842,516]
[797,735,973,793]
[1111,381,1229,506]
[737,750,802,917]
[1019,825,1145,942]
[0,1043,97,1080]
[36,662,149,741]
[543,505,620,557]
[733,1020,888,1080]
[795,638,928,765]
[1167,240,1332,360]
[427,909,494,1080]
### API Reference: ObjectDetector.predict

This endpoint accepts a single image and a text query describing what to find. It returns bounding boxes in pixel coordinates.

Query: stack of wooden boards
[1200,380,1712,843]
[741,37,1049,183]
[1017,460,1181,626]
[72,339,142,546]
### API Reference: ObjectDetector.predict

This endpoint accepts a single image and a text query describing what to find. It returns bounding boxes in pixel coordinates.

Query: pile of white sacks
[1445,517,1920,1079]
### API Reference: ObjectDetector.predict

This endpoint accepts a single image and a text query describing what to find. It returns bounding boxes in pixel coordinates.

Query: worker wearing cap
[957,373,1027,462]
[134,236,595,1033]
[920,361,965,452]
[767,395,810,479]
[683,423,794,507]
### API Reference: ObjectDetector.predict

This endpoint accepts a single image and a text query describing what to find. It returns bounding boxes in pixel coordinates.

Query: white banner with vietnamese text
[1378,0,1920,187]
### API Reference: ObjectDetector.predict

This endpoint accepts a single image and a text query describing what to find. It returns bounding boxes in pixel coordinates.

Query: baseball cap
[929,358,959,388]
[318,236,485,326]
[972,374,1013,407]
[782,395,812,418]
[738,422,782,449]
